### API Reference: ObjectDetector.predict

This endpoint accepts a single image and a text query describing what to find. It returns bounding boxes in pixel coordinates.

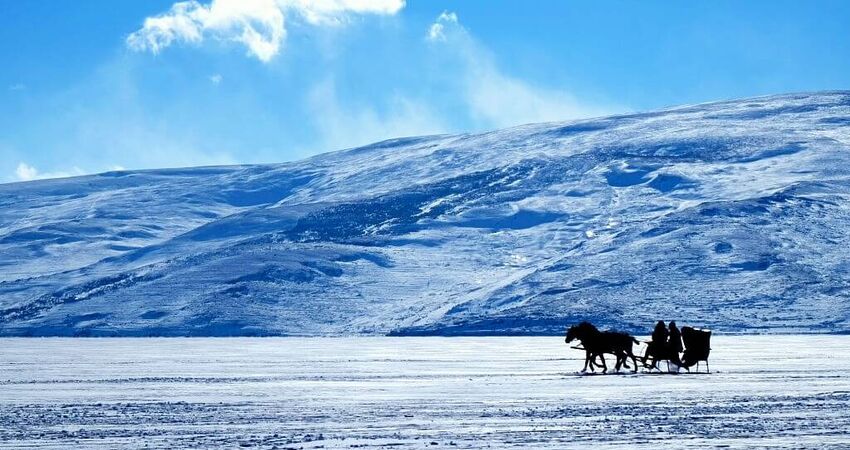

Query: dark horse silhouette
[565,321,640,373]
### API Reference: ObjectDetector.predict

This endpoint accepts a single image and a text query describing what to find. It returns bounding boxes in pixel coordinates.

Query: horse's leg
[599,353,608,374]
[641,344,652,368]
[614,352,624,372]
[587,352,596,372]
[581,350,590,372]
[592,354,602,371]
[591,352,603,372]
[619,352,627,371]
[587,350,600,372]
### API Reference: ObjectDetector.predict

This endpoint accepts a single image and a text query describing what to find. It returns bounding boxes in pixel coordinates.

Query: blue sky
[1,1,848,182]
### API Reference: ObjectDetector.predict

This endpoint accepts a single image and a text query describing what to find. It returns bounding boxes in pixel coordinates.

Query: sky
[1,1,849,182]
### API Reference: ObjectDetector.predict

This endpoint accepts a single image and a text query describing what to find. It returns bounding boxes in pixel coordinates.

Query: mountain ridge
[2,91,849,336]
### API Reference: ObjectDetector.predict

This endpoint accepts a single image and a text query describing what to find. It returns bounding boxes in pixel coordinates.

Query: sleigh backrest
[682,326,711,361]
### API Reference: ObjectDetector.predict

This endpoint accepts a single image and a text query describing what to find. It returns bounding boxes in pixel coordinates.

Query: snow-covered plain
[1,92,850,335]
[1,336,849,449]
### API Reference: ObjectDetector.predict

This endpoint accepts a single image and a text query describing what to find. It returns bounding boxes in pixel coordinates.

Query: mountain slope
[2,91,850,336]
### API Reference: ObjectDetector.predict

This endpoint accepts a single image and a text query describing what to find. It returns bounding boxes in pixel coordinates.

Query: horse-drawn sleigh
[564,321,711,374]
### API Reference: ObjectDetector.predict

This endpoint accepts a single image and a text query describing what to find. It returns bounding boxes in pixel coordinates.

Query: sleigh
[680,326,712,373]
[643,326,712,373]
[565,322,712,374]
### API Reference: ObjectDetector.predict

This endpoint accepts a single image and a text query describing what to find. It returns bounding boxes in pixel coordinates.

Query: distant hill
[2,91,850,336]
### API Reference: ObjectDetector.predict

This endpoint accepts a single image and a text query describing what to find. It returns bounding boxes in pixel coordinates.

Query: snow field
[1,335,849,448]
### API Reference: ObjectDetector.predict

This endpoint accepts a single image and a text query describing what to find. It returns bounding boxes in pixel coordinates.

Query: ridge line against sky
[1,0,849,182]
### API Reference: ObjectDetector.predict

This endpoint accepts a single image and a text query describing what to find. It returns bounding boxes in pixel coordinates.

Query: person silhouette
[668,321,683,353]
[668,321,684,366]
[643,320,669,367]
[652,320,669,346]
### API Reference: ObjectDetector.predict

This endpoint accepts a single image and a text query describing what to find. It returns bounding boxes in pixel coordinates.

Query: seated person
[667,321,684,366]
[643,320,668,367]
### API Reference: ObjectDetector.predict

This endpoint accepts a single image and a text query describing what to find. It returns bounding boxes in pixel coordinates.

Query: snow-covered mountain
[2,92,850,336]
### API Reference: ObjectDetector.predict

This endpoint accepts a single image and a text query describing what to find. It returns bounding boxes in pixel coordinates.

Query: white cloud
[426,12,619,128]
[127,0,405,62]
[14,162,85,182]
[14,163,37,181]
[9,83,26,91]
[287,0,404,25]
[426,10,457,42]
[209,73,223,84]
[306,78,447,153]
[464,61,614,128]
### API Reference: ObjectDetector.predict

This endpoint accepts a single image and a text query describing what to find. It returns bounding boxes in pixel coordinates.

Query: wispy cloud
[426,11,619,128]
[306,78,447,153]
[9,83,26,91]
[209,73,223,84]
[425,11,457,42]
[14,162,85,182]
[127,0,405,62]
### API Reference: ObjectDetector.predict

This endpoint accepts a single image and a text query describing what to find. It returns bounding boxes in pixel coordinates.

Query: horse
[565,322,623,373]
[565,321,640,373]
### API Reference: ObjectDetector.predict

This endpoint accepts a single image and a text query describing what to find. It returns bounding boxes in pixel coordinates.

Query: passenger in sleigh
[667,321,684,366]
[643,320,683,369]
[642,320,667,368]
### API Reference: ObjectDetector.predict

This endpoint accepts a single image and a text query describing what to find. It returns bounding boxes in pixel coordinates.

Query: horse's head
[566,321,598,343]
[565,325,578,343]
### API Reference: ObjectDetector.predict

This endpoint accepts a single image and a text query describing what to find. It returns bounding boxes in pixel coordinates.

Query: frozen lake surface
[1,336,849,449]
